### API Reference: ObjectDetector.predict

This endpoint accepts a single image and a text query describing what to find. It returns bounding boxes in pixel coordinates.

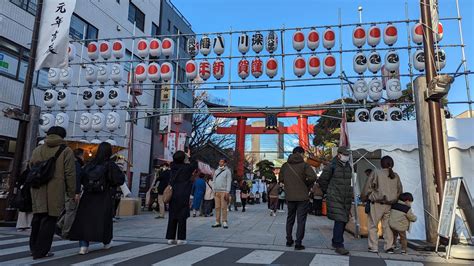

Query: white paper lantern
[55,112,69,129]
[413,49,425,71]
[213,35,225,56]
[135,63,147,82]
[162,38,175,58]
[57,88,70,108]
[367,25,381,47]
[252,32,264,53]
[80,112,93,132]
[436,22,444,42]
[82,87,94,107]
[353,79,368,101]
[187,36,199,58]
[148,62,161,82]
[293,30,305,52]
[43,89,57,108]
[105,139,117,146]
[387,107,403,121]
[85,65,98,84]
[68,43,76,61]
[293,56,306,78]
[323,54,336,76]
[435,48,446,70]
[238,58,250,80]
[99,41,112,60]
[355,108,370,122]
[60,67,73,85]
[160,62,173,82]
[308,55,321,77]
[251,57,263,78]
[238,33,250,55]
[112,40,124,59]
[266,57,278,78]
[386,78,402,100]
[213,59,225,80]
[92,112,106,132]
[91,138,102,144]
[149,38,162,57]
[368,51,382,73]
[40,113,55,132]
[384,24,398,46]
[352,26,366,48]
[384,50,400,72]
[108,87,120,107]
[137,39,149,58]
[106,111,121,131]
[368,78,383,101]
[200,35,211,56]
[185,60,198,80]
[97,64,110,83]
[110,64,124,83]
[95,87,107,107]
[87,41,99,61]
[412,22,423,45]
[47,68,61,85]
[370,107,386,122]
[266,31,278,53]
[198,60,211,80]
[323,27,336,50]
[353,52,367,74]
[307,29,319,51]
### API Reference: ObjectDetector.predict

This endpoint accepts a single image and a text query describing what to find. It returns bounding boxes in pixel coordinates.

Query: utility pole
[4,0,44,221]
[419,0,447,203]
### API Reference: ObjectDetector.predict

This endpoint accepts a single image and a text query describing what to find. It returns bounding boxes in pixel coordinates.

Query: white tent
[348,118,474,240]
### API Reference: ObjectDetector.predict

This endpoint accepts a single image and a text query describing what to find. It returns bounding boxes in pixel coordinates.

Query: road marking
[2,242,128,265]
[0,240,71,256]
[152,246,227,266]
[72,243,170,266]
[309,254,349,266]
[385,260,424,266]
[0,234,12,238]
[0,237,31,246]
[236,250,284,264]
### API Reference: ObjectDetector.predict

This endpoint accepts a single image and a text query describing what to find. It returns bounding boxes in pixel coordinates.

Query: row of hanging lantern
[352,77,402,102]
[353,49,401,74]
[411,22,446,72]
[133,62,174,83]
[355,106,403,122]
[88,40,125,61]
[351,23,398,48]
[292,54,337,77]
[236,31,278,55]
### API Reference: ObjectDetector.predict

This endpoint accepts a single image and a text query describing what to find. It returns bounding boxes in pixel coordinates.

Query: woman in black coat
[166,151,198,245]
[69,142,125,255]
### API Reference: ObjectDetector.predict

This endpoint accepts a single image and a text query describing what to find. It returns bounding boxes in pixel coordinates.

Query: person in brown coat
[267,179,280,216]
[29,126,76,259]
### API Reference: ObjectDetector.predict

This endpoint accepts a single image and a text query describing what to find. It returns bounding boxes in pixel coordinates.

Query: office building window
[10,0,37,15]
[128,1,145,32]
[69,14,98,44]
[0,37,29,82]
[167,20,171,32]
[151,22,160,36]
[144,113,152,129]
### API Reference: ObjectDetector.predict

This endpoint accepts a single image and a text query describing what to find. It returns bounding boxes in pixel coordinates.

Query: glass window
[9,0,37,15]
[173,26,179,35]
[167,20,171,32]
[128,2,145,32]
[0,50,19,78]
[69,14,98,44]
[151,22,159,36]
[144,113,152,129]
[0,37,31,82]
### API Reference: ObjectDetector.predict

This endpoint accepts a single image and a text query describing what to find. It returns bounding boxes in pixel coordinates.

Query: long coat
[318,157,353,223]
[191,178,206,210]
[29,134,76,217]
[168,162,197,220]
[69,160,125,243]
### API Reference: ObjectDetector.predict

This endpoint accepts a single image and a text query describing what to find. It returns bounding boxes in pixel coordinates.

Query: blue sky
[171,0,473,116]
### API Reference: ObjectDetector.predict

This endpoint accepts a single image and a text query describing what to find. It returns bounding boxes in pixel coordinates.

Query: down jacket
[389,200,417,232]
[279,154,317,201]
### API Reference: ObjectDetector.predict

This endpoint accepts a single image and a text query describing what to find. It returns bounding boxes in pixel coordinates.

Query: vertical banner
[177,133,187,151]
[164,132,176,161]
[35,0,77,70]
[159,83,171,131]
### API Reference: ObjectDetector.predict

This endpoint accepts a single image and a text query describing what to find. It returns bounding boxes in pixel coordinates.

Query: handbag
[163,167,183,204]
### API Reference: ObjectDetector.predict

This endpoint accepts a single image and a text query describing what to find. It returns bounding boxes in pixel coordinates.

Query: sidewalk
[112,202,469,265]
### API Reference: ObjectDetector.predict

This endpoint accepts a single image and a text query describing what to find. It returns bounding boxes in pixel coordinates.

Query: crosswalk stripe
[72,243,170,266]
[0,240,71,257]
[0,237,31,246]
[385,260,424,266]
[309,254,349,266]
[236,250,284,264]
[152,246,227,266]
[2,242,128,265]
[0,234,12,238]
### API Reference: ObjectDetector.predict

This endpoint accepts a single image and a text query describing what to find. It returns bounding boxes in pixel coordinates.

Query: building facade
[246,120,284,165]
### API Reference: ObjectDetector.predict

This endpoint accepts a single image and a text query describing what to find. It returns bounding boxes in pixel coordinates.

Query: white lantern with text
[213,35,225,56]
[266,31,278,53]
[213,59,225,80]
[238,33,250,55]
[187,36,199,58]
[199,60,211,80]
[252,32,264,53]
[200,35,212,56]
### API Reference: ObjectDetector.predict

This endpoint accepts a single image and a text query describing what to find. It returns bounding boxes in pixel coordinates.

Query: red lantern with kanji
[251,57,263,78]
[199,60,211,80]
[238,58,250,80]
[213,59,225,80]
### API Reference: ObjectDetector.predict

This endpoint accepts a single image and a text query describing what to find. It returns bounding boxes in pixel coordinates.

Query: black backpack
[82,162,108,193]
[26,145,67,189]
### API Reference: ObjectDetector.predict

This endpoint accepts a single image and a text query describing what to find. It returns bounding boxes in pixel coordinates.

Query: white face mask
[339,155,350,163]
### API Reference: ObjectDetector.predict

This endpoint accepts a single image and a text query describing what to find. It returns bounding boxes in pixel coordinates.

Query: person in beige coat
[361,156,403,254]
[29,127,76,259]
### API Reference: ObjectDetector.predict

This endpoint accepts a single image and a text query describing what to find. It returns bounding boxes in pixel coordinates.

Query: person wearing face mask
[317,146,353,256]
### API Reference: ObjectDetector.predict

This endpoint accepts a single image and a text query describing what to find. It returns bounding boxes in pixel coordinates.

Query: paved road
[0,233,462,265]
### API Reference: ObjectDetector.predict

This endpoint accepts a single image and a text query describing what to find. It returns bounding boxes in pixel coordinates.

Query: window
[173,26,179,35]
[0,37,29,82]
[128,1,145,32]
[69,14,98,44]
[167,20,171,32]
[124,49,141,72]
[10,0,37,15]
[144,113,152,129]
[151,22,160,36]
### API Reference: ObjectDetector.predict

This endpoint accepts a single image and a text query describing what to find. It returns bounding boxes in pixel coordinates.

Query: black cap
[46,126,66,139]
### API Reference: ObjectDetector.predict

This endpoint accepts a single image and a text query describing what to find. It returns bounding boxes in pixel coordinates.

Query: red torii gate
[214,110,325,177]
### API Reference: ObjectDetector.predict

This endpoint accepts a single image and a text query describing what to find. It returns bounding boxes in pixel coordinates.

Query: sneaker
[294,244,305,250]
[368,248,378,253]
[386,248,394,254]
[335,247,350,255]
[401,250,407,255]
[211,223,222,228]
[286,240,294,247]
[223,221,229,229]
[79,247,88,255]
[176,240,187,245]
[103,241,112,250]
[167,239,177,245]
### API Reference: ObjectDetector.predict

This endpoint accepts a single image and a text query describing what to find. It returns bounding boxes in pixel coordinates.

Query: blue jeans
[332,221,347,248]
[79,240,89,247]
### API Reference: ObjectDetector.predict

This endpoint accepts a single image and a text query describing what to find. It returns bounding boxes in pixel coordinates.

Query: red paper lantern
[384,24,398,46]
[307,29,320,51]
[160,62,173,82]
[148,62,161,82]
[87,41,99,61]
[293,30,305,52]
[308,55,320,77]
[199,60,211,80]
[135,63,147,82]
[251,57,263,78]
[112,40,124,59]
[323,54,336,76]
[352,26,366,48]
[367,25,381,47]
[213,59,225,80]
[99,41,111,60]
[149,38,162,57]
[238,59,250,80]
[323,28,335,50]
[293,56,306,77]
[137,39,149,58]
[266,57,278,78]
[162,38,174,57]
[185,60,198,80]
